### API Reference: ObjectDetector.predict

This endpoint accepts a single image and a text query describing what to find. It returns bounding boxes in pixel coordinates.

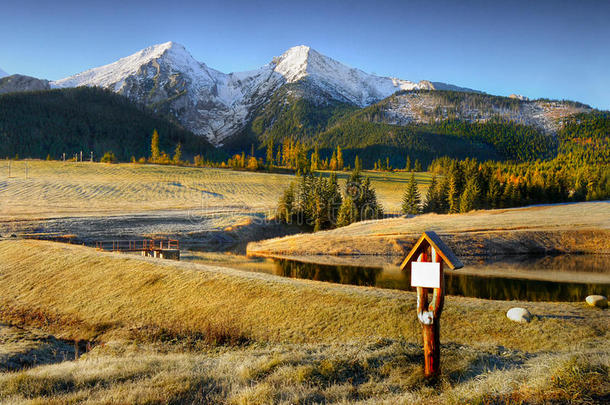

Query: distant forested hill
[557,112,610,165]
[0,87,215,161]
[238,88,565,168]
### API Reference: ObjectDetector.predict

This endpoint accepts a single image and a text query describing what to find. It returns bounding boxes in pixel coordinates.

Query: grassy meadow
[248,201,610,257]
[0,160,431,220]
[0,161,608,404]
[0,239,608,404]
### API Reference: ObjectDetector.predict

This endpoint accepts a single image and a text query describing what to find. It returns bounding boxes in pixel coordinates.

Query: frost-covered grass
[0,160,431,220]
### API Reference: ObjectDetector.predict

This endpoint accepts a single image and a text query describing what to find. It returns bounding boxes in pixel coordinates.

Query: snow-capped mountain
[0,68,8,78]
[271,45,437,106]
[51,42,477,146]
[52,42,279,145]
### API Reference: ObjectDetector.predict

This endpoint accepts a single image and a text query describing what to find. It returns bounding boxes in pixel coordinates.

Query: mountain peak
[47,42,484,145]
[51,40,215,90]
[0,67,8,78]
[272,45,314,82]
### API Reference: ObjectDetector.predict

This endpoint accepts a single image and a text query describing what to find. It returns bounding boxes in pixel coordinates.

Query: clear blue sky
[1,0,609,109]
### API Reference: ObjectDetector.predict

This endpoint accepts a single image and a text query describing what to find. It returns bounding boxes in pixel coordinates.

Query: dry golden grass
[0,240,607,352]
[0,339,607,404]
[0,160,430,220]
[0,324,77,372]
[248,201,610,257]
[0,160,291,219]
[0,239,608,403]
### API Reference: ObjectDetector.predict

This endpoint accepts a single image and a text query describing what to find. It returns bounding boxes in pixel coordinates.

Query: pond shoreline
[247,202,610,258]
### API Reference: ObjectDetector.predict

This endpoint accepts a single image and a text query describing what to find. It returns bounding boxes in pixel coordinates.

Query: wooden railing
[94,239,179,252]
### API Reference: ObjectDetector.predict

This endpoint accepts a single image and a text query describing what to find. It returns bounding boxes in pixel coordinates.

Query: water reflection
[274,259,382,286]
[272,257,610,302]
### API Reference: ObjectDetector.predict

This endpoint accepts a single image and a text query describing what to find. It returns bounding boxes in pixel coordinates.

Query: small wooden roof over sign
[399,231,464,271]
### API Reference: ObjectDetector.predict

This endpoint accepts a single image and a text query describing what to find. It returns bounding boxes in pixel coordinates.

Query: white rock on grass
[585,295,608,308]
[506,307,532,323]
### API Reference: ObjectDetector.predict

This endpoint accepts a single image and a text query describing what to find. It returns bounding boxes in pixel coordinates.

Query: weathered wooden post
[400,231,463,378]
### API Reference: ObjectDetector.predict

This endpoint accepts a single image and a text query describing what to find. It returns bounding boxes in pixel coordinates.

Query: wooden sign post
[400,231,463,378]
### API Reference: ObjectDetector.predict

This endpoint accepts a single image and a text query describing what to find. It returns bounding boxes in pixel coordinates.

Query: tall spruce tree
[172,142,182,164]
[150,129,160,162]
[447,162,464,213]
[354,155,362,173]
[423,175,438,213]
[459,178,481,212]
[401,173,421,215]
[266,139,274,167]
[337,146,344,170]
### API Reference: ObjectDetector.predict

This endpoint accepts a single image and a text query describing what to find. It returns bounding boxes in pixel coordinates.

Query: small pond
[181,250,609,302]
[270,254,609,302]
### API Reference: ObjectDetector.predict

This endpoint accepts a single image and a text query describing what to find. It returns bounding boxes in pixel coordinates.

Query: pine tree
[405,156,411,171]
[337,197,356,227]
[337,146,344,170]
[329,150,337,171]
[310,145,320,172]
[354,155,362,173]
[401,173,421,215]
[486,175,502,208]
[423,175,438,213]
[266,139,274,167]
[459,178,480,213]
[282,139,290,167]
[277,182,295,223]
[447,162,463,213]
[360,177,384,220]
[436,177,450,213]
[173,143,182,164]
[413,159,422,172]
[150,129,160,162]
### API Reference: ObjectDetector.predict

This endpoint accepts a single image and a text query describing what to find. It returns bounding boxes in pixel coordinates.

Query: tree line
[401,157,610,216]
[277,158,383,231]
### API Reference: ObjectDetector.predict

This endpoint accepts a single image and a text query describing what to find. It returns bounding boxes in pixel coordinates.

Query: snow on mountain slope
[52,42,284,145]
[51,42,479,145]
[52,42,221,94]
[0,68,8,78]
[272,45,432,106]
[378,91,591,133]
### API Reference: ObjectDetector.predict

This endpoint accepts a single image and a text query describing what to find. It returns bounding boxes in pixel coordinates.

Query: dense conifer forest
[240,90,567,167]
[0,87,215,161]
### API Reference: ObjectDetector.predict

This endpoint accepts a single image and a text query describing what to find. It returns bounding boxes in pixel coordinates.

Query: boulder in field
[507,307,532,323]
[585,295,608,308]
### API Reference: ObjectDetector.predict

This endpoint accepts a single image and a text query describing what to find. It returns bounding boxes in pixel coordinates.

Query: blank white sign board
[411,262,441,288]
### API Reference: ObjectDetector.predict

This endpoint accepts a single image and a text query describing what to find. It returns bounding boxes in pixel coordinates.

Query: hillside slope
[243,89,575,165]
[0,87,214,160]
[247,201,610,257]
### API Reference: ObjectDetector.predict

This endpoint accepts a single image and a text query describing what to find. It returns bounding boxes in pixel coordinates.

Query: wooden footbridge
[94,239,180,260]
[16,234,180,261]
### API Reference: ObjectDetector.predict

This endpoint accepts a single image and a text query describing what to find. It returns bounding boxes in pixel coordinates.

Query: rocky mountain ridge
[49,42,477,146]
[2,42,597,148]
